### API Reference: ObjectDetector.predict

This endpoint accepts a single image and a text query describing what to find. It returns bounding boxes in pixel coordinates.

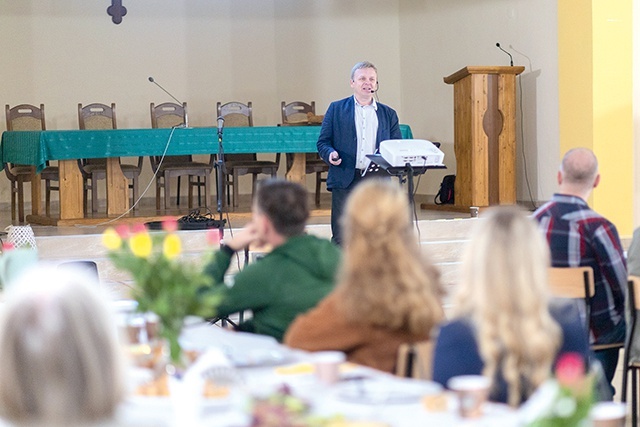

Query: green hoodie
[204,234,341,342]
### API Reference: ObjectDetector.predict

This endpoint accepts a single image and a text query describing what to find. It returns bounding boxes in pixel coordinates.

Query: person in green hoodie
[203,178,341,342]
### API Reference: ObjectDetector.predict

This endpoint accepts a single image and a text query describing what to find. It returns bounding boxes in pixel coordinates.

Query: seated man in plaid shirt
[534,147,627,398]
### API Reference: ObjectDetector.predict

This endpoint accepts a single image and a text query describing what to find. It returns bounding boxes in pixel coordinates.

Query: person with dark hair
[203,178,341,342]
[317,61,402,245]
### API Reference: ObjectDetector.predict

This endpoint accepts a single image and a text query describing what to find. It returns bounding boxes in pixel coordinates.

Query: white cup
[313,351,346,385]
[591,402,626,427]
[447,375,491,418]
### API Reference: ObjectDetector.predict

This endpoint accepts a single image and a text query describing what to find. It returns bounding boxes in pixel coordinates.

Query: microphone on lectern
[148,76,189,128]
[217,116,225,138]
[495,43,514,66]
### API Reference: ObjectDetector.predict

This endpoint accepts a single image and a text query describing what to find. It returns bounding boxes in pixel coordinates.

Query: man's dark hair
[255,179,309,237]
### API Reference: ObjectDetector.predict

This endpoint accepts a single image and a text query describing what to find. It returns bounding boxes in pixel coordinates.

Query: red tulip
[556,352,585,387]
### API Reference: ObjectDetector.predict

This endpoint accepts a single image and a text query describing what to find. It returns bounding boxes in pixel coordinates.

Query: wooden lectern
[444,66,524,209]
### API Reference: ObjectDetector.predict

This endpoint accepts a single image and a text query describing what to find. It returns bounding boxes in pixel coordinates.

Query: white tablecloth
[119,321,523,427]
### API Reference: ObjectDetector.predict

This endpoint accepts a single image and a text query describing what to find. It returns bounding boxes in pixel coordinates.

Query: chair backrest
[149,102,190,167]
[548,266,595,344]
[547,266,595,299]
[5,104,46,131]
[281,101,315,125]
[630,276,640,312]
[150,102,187,129]
[395,341,434,380]
[78,103,116,167]
[217,102,255,163]
[57,260,99,283]
[78,103,117,130]
[5,104,46,175]
[217,101,253,127]
[625,276,640,364]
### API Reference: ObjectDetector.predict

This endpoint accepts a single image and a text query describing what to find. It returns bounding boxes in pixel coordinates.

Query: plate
[335,378,442,404]
[126,394,232,412]
[224,347,291,367]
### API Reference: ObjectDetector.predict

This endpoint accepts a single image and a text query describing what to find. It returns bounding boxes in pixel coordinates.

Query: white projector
[379,139,445,167]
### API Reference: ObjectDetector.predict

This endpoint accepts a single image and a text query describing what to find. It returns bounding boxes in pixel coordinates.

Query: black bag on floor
[434,175,455,205]
[146,208,226,231]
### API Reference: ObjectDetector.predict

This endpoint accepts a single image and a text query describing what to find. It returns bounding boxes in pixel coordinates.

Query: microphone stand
[216,126,225,222]
[208,123,238,329]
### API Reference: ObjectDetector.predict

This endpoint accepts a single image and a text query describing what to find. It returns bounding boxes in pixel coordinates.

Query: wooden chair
[216,101,279,208]
[547,266,624,352]
[621,276,640,426]
[547,266,595,344]
[4,104,58,222]
[150,102,214,210]
[281,101,328,206]
[77,103,143,213]
[395,341,434,380]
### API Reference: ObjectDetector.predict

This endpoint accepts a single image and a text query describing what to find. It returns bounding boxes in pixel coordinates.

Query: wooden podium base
[420,203,486,216]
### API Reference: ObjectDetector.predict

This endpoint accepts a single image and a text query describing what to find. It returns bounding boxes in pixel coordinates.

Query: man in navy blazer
[317,61,401,244]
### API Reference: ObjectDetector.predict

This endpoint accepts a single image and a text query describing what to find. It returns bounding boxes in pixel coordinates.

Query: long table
[0,125,413,225]
[119,321,521,427]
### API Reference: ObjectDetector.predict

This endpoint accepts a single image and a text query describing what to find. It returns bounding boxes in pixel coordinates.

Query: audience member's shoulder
[438,317,474,339]
[532,199,557,216]
[302,233,340,248]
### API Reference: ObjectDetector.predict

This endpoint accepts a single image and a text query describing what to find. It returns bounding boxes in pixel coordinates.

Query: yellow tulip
[102,227,122,250]
[129,232,153,258]
[163,234,182,260]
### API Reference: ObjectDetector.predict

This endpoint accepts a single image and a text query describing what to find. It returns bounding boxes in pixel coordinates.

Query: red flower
[206,229,221,246]
[115,224,131,238]
[131,223,147,235]
[162,219,179,233]
[2,242,15,252]
[556,352,585,387]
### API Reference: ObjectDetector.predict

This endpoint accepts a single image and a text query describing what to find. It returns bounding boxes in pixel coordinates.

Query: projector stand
[365,154,446,211]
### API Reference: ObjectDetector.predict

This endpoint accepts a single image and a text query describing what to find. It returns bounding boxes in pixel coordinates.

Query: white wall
[0,0,404,205]
[398,0,559,202]
[1,0,560,208]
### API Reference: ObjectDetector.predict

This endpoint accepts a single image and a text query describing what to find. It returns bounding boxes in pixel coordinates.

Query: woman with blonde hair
[0,265,125,426]
[284,179,443,373]
[432,206,589,406]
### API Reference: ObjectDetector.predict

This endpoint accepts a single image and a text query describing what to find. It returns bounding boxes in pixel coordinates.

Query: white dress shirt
[354,96,378,170]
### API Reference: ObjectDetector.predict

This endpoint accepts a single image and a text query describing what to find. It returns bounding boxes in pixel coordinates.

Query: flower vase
[166,356,205,427]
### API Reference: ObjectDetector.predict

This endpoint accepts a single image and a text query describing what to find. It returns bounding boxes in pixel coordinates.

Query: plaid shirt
[534,194,627,344]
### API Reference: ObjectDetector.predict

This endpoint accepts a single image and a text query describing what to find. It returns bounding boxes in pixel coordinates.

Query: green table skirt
[0,125,413,173]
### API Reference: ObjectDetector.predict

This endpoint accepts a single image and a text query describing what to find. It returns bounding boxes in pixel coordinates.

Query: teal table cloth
[0,125,413,173]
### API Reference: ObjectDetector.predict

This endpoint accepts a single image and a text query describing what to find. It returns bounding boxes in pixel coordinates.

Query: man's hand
[225,222,260,251]
[329,151,342,166]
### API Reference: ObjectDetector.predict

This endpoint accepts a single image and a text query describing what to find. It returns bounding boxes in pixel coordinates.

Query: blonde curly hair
[336,179,443,336]
[454,206,561,406]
